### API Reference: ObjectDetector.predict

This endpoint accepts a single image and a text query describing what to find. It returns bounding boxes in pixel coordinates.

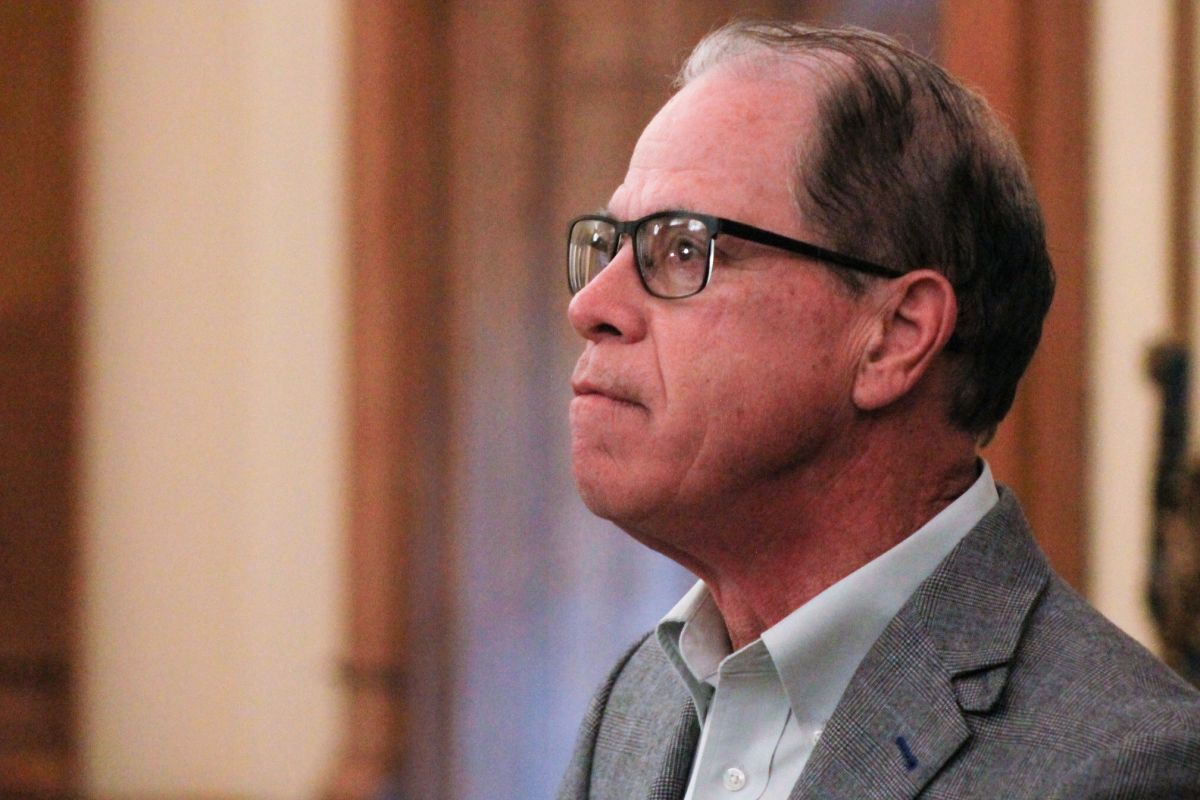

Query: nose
[567,242,648,343]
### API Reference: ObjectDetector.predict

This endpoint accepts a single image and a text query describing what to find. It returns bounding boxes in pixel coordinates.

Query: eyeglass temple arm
[716,218,903,279]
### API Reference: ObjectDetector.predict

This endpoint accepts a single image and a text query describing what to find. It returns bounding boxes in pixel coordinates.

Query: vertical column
[326,2,452,797]
[0,3,81,797]
[1088,0,1172,648]
[82,2,347,796]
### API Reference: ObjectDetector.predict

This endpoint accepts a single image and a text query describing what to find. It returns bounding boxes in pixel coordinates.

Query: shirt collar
[656,461,998,725]
[656,580,725,718]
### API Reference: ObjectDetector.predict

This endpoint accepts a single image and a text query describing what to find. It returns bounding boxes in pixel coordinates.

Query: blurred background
[1,0,1194,798]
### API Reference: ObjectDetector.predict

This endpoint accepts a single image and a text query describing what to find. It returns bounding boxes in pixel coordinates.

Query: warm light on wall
[79,2,348,797]
[1088,0,1173,651]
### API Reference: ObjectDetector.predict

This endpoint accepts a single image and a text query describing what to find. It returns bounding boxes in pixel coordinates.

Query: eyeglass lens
[568,218,615,295]
[636,215,710,298]
[568,214,712,299]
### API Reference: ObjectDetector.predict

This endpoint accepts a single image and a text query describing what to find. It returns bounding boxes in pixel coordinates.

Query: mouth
[571,379,644,410]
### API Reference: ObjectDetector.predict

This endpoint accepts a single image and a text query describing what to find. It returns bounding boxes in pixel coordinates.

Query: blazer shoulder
[962,573,1200,796]
[886,493,1200,798]
[1049,696,1200,798]
[1022,574,1200,718]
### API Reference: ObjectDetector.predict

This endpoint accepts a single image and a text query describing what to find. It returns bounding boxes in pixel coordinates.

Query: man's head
[567,22,1052,538]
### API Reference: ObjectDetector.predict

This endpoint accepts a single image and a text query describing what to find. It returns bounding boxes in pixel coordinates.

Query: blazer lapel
[647,699,700,800]
[790,488,1050,800]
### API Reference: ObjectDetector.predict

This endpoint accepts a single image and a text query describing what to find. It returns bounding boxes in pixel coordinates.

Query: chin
[573,468,649,526]
[574,475,629,523]
[574,477,680,542]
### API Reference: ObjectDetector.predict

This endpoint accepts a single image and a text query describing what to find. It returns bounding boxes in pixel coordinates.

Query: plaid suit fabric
[647,700,700,800]
[556,634,653,800]
[556,488,1200,799]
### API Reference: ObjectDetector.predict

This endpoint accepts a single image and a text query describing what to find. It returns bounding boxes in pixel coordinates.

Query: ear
[852,270,958,412]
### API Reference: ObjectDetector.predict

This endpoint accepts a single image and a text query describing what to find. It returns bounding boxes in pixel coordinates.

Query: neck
[634,424,979,650]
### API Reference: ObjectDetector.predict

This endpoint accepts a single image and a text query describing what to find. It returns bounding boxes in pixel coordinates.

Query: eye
[588,227,614,253]
[636,216,712,297]
[659,219,709,273]
[662,230,705,265]
[655,219,709,294]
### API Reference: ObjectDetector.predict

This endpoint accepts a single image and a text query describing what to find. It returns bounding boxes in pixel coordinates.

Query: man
[558,20,1200,800]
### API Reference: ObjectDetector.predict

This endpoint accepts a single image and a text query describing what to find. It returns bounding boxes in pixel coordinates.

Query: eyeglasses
[567,210,903,299]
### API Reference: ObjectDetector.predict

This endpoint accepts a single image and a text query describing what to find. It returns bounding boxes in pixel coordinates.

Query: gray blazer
[557,489,1200,799]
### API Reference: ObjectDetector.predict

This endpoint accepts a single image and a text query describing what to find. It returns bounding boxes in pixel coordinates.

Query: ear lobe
[852,270,957,412]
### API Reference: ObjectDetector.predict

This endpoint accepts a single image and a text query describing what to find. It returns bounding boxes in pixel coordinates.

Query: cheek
[683,292,859,454]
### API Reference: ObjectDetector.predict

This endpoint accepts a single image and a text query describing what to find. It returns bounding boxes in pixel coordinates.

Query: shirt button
[723,766,747,791]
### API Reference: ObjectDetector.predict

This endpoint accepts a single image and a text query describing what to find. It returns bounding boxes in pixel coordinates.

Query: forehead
[612,67,822,230]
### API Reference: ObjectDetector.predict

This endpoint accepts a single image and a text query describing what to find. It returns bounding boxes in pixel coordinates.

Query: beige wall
[1088,0,1173,650]
[79,2,347,797]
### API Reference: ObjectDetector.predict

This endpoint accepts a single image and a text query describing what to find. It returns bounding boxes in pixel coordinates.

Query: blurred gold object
[1147,342,1200,686]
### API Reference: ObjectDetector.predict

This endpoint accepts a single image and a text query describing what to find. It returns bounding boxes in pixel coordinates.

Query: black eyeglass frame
[567,209,905,299]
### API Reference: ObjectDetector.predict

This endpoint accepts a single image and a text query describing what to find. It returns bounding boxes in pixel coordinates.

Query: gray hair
[677,21,1055,441]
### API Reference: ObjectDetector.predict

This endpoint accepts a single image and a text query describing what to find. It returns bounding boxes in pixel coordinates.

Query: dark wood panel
[939,0,1028,492]
[1019,3,1090,590]
[1170,0,1195,339]
[0,2,81,798]
[941,0,1090,589]
[325,2,452,798]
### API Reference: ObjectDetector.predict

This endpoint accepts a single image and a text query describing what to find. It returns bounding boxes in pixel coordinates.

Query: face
[568,68,875,536]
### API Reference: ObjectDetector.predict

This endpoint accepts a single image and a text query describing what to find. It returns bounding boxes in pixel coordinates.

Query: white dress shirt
[656,462,999,799]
